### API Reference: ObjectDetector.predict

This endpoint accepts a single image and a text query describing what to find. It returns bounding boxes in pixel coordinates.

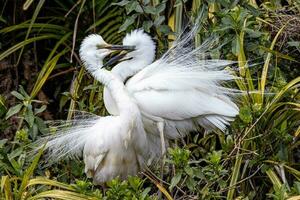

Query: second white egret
[40,35,154,184]
[102,28,239,156]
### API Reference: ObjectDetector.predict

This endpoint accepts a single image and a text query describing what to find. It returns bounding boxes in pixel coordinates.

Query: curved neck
[90,68,136,115]
[111,59,148,82]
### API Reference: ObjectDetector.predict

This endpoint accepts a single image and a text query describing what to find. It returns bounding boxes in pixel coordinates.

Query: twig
[47,67,76,80]
[70,0,86,63]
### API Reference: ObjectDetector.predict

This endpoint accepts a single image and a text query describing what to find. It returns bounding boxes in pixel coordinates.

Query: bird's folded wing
[126,57,238,120]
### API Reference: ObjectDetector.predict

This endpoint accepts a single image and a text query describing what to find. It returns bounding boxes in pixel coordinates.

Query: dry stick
[70,0,86,63]
[219,165,263,192]
[92,0,96,33]
[64,0,81,18]
[47,67,76,80]
[143,168,186,194]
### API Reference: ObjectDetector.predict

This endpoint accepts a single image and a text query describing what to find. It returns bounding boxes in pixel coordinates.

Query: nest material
[270,14,300,44]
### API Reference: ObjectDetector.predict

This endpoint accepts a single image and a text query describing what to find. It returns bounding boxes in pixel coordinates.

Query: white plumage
[40,35,153,184]
[104,29,239,145]
[38,24,239,184]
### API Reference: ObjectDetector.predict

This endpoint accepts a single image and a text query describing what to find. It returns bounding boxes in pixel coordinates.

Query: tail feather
[33,112,102,163]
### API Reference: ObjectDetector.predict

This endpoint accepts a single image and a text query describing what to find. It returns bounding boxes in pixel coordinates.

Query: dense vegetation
[0,0,299,199]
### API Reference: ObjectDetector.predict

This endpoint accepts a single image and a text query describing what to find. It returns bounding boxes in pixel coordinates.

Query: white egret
[39,25,239,184]
[40,35,155,184]
[102,29,239,156]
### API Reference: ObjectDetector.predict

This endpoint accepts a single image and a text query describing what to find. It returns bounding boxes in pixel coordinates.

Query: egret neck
[104,29,156,115]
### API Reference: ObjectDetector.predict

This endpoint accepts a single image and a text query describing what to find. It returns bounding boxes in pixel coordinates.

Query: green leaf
[141,187,151,199]
[30,47,70,99]
[0,95,6,109]
[144,5,157,15]
[17,0,45,66]
[142,21,153,32]
[125,1,139,14]
[260,22,288,104]
[23,0,36,10]
[29,189,96,200]
[186,177,196,191]
[287,41,300,47]
[8,157,22,175]
[34,105,47,115]
[155,3,166,14]
[19,85,30,99]
[154,16,165,26]
[5,104,23,119]
[0,34,60,61]
[8,147,23,160]
[25,107,35,127]
[119,14,137,32]
[259,46,299,63]
[17,145,45,199]
[158,25,172,34]
[31,123,39,140]
[184,166,194,177]
[112,0,129,6]
[0,139,8,148]
[169,173,182,190]
[11,91,25,100]
[0,16,7,23]
[209,151,222,165]
[239,106,253,123]
[36,116,47,134]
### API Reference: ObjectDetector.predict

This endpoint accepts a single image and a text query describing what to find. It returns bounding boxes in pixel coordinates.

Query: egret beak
[96,44,135,51]
[102,50,129,68]
[97,44,135,68]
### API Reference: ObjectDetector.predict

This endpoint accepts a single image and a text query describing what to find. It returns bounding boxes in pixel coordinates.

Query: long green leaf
[28,190,98,200]
[260,23,288,104]
[17,145,45,199]
[266,169,287,197]
[259,46,299,63]
[27,177,75,191]
[0,23,69,34]
[268,76,300,108]
[17,0,45,66]
[86,8,121,32]
[227,153,242,200]
[0,35,60,61]
[34,32,72,86]
[30,49,69,99]
[67,67,85,120]
[23,0,36,10]
[28,190,99,200]
[1,176,12,200]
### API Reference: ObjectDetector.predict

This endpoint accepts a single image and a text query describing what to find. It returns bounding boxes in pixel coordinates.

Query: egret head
[122,29,156,64]
[79,34,112,72]
[103,30,156,80]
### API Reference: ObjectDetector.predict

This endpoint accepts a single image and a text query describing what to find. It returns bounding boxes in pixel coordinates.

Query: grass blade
[23,0,36,10]
[260,22,288,104]
[28,190,97,200]
[227,153,242,200]
[0,34,60,61]
[30,49,69,99]
[67,67,85,120]
[17,0,45,66]
[17,145,45,199]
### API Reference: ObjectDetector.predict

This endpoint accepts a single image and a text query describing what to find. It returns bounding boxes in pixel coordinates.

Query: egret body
[42,35,151,184]
[103,29,239,156]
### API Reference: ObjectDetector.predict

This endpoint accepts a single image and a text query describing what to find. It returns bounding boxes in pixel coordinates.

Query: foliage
[0,147,101,200]
[104,177,152,200]
[0,0,299,199]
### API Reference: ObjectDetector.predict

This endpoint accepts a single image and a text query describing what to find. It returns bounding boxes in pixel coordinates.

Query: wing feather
[126,20,239,132]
